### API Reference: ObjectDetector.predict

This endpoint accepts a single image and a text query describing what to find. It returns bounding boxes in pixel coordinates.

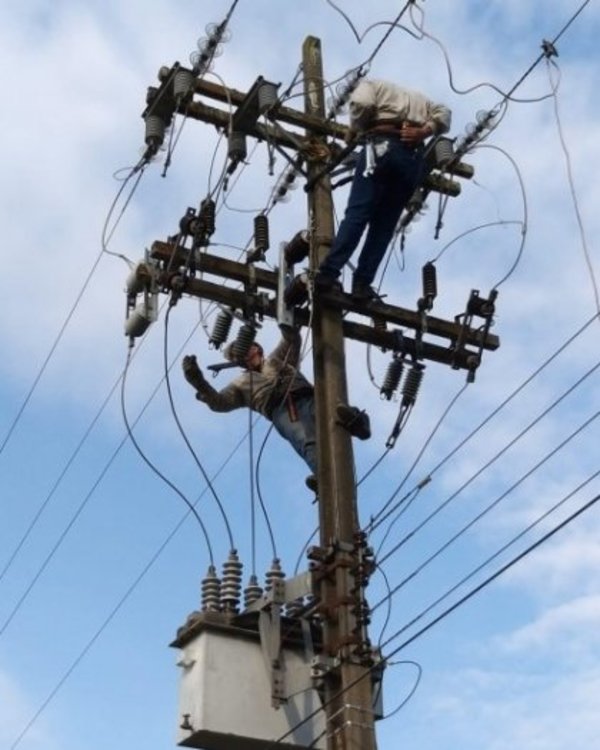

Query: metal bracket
[452,288,497,381]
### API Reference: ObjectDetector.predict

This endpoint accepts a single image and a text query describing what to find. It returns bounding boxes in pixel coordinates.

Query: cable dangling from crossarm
[121,345,215,565]
[163,305,235,550]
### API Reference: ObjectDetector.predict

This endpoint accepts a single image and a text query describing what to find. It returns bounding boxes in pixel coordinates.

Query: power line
[6,419,263,749]
[373,407,600,607]
[375,467,600,644]
[373,361,600,567]
[0,251,104,461]
[367,314,599,532]
[379,490,600,656]
[265,489,600,749]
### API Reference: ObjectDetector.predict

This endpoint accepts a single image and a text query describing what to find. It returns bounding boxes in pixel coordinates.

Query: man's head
[224,341,264,371]
[243,342,264,372]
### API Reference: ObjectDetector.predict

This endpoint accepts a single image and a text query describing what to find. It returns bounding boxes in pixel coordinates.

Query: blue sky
[1,1,599,749]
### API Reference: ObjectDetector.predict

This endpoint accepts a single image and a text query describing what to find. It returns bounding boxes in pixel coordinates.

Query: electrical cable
[373,406,600,600]
[7,422,255,750]
[367,313,599,530]
[372,357,600,552]
[293,525,318,576]
[0,148,144,477]
[0,256,106,462]
[473,148,528,290]
[374,383,469,558]
[249,373,257,575]
[0,334,215,639]
[0,292,169,589]
[163,304,235,550]
[432,220,525,265]
[0,366,131,585]
[101,160,147,264]
[364,2,414,67]
[161,104,193,178]
[378,660,422,721]
[375,467,600,641]
[121,344,215,562]
[264,489,600,749]
[378,490,600,656]
[254,420,279,561]
[0,154,150,470]
[357,447,391,487]
[546,57,600,317]
[502,0,591,105]
[373,560,394,647]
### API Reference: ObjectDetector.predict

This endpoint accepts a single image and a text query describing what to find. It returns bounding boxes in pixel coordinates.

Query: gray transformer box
[172,613,326,750]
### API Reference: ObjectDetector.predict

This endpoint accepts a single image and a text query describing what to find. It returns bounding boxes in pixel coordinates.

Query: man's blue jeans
[271,394,317,472]
[320,136,424,285]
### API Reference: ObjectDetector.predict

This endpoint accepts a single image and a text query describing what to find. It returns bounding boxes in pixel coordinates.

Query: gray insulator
[200,197,216,237]
[284,230,310,265]
[221,550,243,613]
[201,565,222,612]
[124,302,152,338]
[228,131,247,162]
[174,69,195,101]
[258,82,279,113]
[243,574,264,608]
[422,262,438,302]
[381,356,404,401]
[433,136,454,169]
[401,364,425,407]
[254,214,269,253]
[209,309,234,349]
[145,115,166,146]
[265,558,285,593]
[233,323,256,361]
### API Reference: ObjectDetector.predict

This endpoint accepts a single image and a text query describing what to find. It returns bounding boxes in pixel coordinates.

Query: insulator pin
[380,356,404,401]
[209,308,233,349]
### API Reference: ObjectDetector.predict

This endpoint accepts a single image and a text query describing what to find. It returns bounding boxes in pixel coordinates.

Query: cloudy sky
[1,1,599,749]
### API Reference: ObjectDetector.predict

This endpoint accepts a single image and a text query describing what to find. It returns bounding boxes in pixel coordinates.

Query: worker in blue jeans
[315,79,451,300]
[182,325,370,493]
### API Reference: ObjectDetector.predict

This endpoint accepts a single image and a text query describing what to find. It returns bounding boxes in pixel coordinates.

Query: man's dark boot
[336,403,371,440]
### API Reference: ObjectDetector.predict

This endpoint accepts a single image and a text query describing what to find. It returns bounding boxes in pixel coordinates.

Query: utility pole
[302,37,377,750]
[132,33,499,750]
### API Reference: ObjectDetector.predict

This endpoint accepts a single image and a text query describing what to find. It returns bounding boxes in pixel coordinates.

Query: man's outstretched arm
[182,355,244,412]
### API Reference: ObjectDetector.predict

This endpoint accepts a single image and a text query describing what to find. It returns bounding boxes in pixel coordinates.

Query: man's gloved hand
[182,354,205,389]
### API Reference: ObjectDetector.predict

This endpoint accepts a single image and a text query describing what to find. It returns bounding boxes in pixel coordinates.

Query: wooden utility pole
[302,37,377,750]
[139,34,499,750]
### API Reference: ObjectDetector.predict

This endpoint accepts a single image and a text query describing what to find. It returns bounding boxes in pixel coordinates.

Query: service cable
[163,304,234,550]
